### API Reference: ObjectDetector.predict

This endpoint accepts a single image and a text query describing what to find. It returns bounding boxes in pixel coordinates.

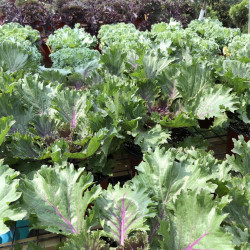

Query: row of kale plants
[0,18,249,249]
[0,0,200,34]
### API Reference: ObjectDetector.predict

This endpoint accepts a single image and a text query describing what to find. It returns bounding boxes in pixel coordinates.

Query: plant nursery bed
[0,14,249,249]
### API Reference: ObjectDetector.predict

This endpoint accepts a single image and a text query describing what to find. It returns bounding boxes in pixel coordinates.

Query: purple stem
[40,193,77,234]
[184,232,214,250]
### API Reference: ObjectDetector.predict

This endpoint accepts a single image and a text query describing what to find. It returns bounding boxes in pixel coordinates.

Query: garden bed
[0,10,249,250]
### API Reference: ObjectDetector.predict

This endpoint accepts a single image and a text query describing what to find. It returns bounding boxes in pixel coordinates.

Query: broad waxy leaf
[159,190,234,250]
[10,133,44,159]
[0,68,17,94]
[223,60,250,80]
[224,225,249,249]
[0,116,15,146]
[159,113,197,128]
[224,176,249,233]
[176,62,212,100]
[52,89,92,129]
[132,147,217,211]
[38,66,69,83]
[100,46,127,76]
[137,80,160,114]
[19,165,101,235]
[226,135,250,175]
[133,125,171,152]
[0,42,37,72]
[142,53,174,79]
[32,115,58,138]
[238,92,250,124]
[157,67,181,100]
[187,85,239,119]
[0,93,33,134]
[16,74,58,115]
[0,161,26,234]
[103,85,145,130]
[224,137,250,246]
[96,183,155,246]
[220,60,250,95]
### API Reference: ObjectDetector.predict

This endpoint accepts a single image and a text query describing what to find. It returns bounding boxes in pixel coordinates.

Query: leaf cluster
[1,137,249,249]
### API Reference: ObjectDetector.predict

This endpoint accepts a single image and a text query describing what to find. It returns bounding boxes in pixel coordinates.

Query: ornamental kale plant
[159,189,234,250]
[0,23,42,63]
[186,18,240,48]
[96,183,155,246]
[0,43,39,73]
[50,47,100,69]
[0,19,249,249]
[47,24,97,52]
[98,23,151,55]
[130,51,239,128]
[0,137,249,249]
[47,24,99,69]
[218,34,250,125]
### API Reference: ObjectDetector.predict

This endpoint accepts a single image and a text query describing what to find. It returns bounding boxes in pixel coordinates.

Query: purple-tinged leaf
[33,115,58,138]
[96,183,155,246]
[17,74,58,116]
[19,164,101,235]
[187,86,239,120]
[131,147,219,243]
[159,190,234,250]
[52,89,92,129]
